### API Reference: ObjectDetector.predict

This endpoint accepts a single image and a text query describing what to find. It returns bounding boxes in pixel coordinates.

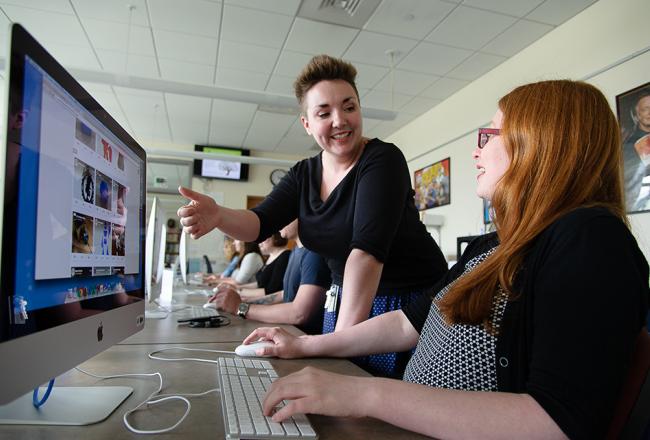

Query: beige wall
[389,0,650,262]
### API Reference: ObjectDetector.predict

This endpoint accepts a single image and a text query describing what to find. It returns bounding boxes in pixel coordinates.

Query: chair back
[203,255,213,274]
[606,329,650,439]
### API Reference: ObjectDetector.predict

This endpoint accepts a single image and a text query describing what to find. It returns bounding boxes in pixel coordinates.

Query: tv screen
[193,145,249,181]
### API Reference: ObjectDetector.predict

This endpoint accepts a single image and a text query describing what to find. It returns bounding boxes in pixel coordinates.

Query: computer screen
[0,23,146,409]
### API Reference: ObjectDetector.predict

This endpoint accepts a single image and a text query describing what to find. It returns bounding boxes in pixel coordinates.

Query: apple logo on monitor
[97,322,103,342]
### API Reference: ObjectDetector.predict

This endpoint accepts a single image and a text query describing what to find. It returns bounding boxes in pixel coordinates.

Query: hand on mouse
[243,327,309,359]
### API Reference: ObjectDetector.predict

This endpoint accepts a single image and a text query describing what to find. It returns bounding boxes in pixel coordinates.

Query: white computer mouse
[202,302,217,309]
[235,340,275,357]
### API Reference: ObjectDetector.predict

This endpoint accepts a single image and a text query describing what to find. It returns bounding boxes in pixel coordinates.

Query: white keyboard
[217,357,317,439]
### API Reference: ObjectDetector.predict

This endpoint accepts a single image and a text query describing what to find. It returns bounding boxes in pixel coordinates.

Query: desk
[124,288,299,345]
[0,342,428,439]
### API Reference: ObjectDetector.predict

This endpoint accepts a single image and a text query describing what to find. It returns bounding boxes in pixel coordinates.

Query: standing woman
[177,55,447,377]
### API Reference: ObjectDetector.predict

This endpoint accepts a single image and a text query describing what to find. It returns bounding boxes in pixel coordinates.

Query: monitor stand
[0,386,132,425]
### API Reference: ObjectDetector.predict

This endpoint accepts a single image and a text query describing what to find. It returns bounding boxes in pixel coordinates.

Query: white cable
[75,350,226,435]
[148,346,236,364]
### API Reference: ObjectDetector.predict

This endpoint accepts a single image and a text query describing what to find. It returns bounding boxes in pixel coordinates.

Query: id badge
[324,287,338,312]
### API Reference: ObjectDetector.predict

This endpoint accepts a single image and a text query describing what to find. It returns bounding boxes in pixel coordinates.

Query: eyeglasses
[478,128,500,149]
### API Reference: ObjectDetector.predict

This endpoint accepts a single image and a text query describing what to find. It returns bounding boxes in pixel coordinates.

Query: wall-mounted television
[193,145,249,181]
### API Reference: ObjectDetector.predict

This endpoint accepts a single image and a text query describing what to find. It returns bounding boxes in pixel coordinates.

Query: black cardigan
[403,207,649,439]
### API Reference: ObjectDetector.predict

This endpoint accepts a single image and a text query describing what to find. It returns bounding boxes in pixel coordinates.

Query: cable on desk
[148,346,235,364]
[75,366,219,435]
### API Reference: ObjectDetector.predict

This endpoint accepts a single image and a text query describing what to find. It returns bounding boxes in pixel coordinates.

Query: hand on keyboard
[263,366,370,423]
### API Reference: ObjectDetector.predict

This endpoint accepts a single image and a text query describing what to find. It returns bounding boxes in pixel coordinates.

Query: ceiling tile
[244,111,296,151]
[165,93,211,125]
[46,42,101,69]
[286,118,307,137]
[398,42,472,75]
[361,89,413,111]
[210,98,258,128]
[343,31,418,67]
[284,18,358,56]
[221,4,293,49]
[462,0,544,17]
[1,0,73,14]
[265,74,295,96]
[148,0,221,37]
[420,76,469,100]
[208,124,248,147]
[353,62,389,89]
[276,133,315,153]
[481,19,553,57]
[159,58,215,84]
[445,52,506,81]
[83,20,154,55]
[224,0,301,16]
[364,0,456,40]
[400,96,441,115]
[79,82,127,124]
[154,29,218,64]
[374,69,439,96]
[96,49,159,76]
[525,0,597,26]
[219,40,279,74]
[71,0,150,26]
[362,117,383,133]
[169,120,209,145]
[2,6,87,46]
[113,87,171,141]
[273,50,313,77]
[215,67,269,91]
[425,5,516,50]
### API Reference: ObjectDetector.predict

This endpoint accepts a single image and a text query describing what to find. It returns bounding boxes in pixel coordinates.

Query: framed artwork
[414,157,450,211]
[615,82,650,214]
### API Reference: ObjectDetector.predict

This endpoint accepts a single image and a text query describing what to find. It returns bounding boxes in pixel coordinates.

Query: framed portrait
[615,82,650,214]
[414,157,450,211]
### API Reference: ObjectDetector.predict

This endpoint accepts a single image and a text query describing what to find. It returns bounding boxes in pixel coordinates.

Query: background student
[210,220,330,335]
[244,80,650,439]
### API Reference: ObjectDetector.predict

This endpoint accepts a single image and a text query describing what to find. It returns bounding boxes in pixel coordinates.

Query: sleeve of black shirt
[525,213,649,439]
[349,142,412,262]
[251,163,302,242]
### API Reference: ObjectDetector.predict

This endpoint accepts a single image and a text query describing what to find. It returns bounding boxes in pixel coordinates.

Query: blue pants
[322,284,424,378]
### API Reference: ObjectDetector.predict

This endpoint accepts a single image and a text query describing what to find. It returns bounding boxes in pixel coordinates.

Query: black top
[402,207,650,439]
[252,139,447,291]
[255,249,291,295]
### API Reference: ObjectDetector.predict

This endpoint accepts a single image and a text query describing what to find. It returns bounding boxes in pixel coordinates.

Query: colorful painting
[414,157,450,211]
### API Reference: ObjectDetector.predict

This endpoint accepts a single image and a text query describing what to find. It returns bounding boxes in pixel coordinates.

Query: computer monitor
[144,197,157,301]
[179,229,187,285]
[0,24,146,423]
[155,223,167,284]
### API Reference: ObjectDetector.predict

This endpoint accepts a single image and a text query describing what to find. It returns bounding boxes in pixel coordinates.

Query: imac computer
[0,24,146,424]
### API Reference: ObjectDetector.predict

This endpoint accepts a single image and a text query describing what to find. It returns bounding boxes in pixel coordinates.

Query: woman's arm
[263,369,566,440]
[177,186,260,240]
[234,253,263,284]
[245,309,418,359]
[246,284,325,325]
[335,248,383,330]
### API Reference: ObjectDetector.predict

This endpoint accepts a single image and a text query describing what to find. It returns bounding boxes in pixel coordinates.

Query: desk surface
[123,289,299,345]
[0,342,428,439]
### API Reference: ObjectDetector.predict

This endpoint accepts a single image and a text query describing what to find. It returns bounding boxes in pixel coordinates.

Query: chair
[203,255,213,274]
[606,329,650,439]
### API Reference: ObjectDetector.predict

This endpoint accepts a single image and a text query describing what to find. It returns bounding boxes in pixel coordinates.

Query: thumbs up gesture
[177,186,220,239]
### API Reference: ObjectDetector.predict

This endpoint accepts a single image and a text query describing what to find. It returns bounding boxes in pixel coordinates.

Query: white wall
[389,0,650,262]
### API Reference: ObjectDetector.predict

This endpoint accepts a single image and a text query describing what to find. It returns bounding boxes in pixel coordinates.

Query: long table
[0,287,430,439]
